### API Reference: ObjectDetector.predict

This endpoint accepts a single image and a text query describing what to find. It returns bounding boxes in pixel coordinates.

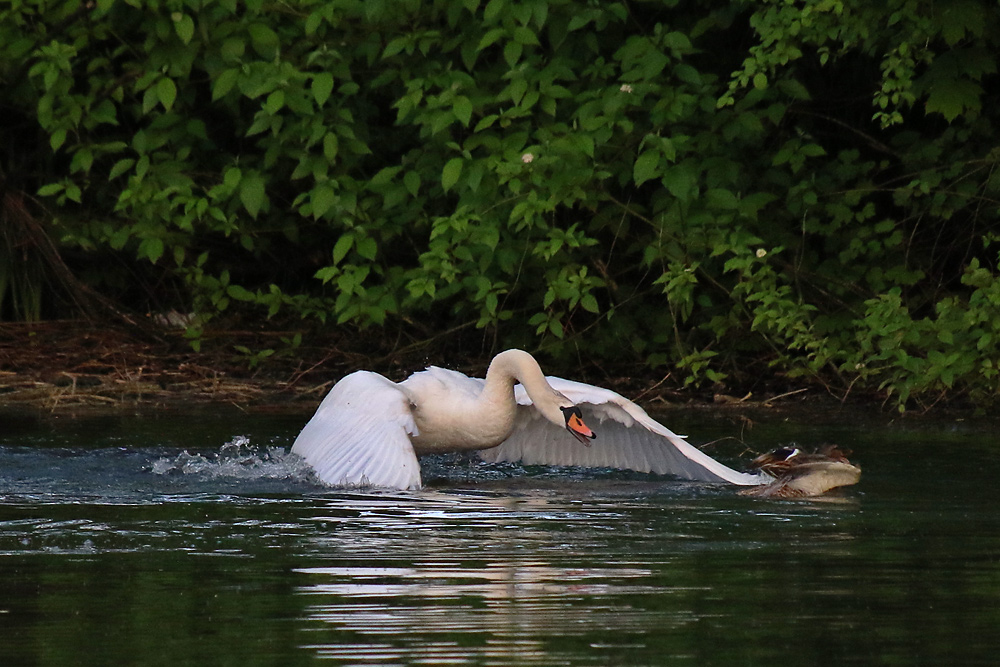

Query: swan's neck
[484,347,563,402]
[480,349,537,400]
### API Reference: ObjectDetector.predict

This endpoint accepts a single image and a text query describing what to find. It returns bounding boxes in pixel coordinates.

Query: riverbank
[0,319,859,414]
[0,320,347,411]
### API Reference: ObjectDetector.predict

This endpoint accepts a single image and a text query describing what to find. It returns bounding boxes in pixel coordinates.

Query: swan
[291,349,768,490]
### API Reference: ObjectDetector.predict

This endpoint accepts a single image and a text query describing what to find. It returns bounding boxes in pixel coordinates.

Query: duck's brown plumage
[740,445,861,498]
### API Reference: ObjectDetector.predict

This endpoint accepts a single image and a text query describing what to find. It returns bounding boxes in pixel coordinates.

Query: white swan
[291,349,767,490]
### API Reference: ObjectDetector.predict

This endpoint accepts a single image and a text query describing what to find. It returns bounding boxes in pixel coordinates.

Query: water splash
[150,435,314,481]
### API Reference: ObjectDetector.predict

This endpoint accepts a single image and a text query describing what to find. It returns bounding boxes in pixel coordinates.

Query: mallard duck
[739,445,861,498]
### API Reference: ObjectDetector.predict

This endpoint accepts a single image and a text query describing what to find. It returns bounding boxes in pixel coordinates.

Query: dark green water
[1,406,997,666]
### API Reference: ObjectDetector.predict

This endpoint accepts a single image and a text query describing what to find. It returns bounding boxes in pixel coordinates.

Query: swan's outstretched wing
[291,371,422,490]
[480,377,766,485]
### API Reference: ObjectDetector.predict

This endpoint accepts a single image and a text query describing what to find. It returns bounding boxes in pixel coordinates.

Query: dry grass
[0,320,330,411]
[0,319,831,414]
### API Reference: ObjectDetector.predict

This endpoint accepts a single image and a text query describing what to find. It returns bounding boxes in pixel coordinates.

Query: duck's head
[743,444,860,498]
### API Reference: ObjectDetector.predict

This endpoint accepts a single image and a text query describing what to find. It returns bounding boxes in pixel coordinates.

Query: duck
[291,349,768,490]
[739,445,862,498]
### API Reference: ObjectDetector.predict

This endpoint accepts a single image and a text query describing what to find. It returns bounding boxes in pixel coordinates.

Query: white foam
[151,435,313,481]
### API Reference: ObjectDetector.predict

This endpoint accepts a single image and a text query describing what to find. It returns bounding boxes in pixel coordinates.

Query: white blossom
[620,84,633,93]
[755,248,767,258]
[521,153,534,164]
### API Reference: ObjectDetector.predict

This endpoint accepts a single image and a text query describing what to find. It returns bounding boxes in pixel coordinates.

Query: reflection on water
[287,488,873,665]
[295,494,660,664]
[0,407,999,665]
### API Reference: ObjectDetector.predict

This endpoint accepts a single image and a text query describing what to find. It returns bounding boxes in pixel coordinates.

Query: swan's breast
[408,398,516,454]
[400,369,516,454]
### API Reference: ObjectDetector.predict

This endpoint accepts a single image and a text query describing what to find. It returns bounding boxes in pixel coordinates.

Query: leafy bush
[2,0,999,409]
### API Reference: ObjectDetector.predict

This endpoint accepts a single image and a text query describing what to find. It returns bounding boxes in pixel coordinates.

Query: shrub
[2,0,999,409]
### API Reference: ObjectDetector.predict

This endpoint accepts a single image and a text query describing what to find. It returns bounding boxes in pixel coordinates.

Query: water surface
[0,406,997,665]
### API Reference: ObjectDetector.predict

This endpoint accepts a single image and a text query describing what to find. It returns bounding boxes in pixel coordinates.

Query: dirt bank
[0,319,830,416]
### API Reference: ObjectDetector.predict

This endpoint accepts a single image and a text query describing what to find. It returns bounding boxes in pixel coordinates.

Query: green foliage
[2,0,1000,409]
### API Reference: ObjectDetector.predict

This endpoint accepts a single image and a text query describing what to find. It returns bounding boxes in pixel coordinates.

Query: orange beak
[561,406,596,446]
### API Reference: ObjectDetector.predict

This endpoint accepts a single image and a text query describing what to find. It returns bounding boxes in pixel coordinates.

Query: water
[1,405,998,665]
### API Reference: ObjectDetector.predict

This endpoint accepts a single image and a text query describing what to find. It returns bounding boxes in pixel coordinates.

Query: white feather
[478,377,766,485]
[291,371,422,490]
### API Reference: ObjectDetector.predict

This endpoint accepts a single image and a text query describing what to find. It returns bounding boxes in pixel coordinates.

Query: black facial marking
[560,405,583,422]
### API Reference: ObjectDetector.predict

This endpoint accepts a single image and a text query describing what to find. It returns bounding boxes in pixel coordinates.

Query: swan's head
[492,349,596,445]
[558,405,596,445]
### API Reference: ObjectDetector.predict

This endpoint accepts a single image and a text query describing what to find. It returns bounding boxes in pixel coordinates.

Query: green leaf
[567,13,593,31]
[110,227,130,250]
[800,143,826,157]
[239,173,266,218]
[512,26,540,46]
[311,183,337,218]
[70,148,94,175]
[312,72,334,107]
[173,13,195,45]
[323,132,339,162]
[365,0,385,20]
[139,237,164,264]
[674,64,701,85]
[223,166,242,189]
[777,78,811,101]
[142,86,159,114]
[925,78,982,122]
[89,99,118,126]
[264,90,284,114]
[477,27,505,52]
[453,96,473,126]
[157,77,177,111]
[382,36,410,59]
[37,183,64,197]
[356,236,377,260]
[503,41,522,67]
[404,170,421,197]
[663,164,695,200]
[227,284,256,301]
[49,128,67,151]
[442,157,463,192]
[370,166,401,187]
[483,0,504,23]
[548,318,564,338]
[474,114,498,131]
[248,24,279,58]
[213,69,239,100]
[507,77,528,105]
[246,113,270,136]
[332,233,354,264]
[221,38,245,61]
[705,188,738,210]
[305,12,323,35]
[633,150,660,186]
[109,158,135,180]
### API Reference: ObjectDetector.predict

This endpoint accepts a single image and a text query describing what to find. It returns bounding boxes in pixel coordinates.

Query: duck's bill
[561,406,596,446]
